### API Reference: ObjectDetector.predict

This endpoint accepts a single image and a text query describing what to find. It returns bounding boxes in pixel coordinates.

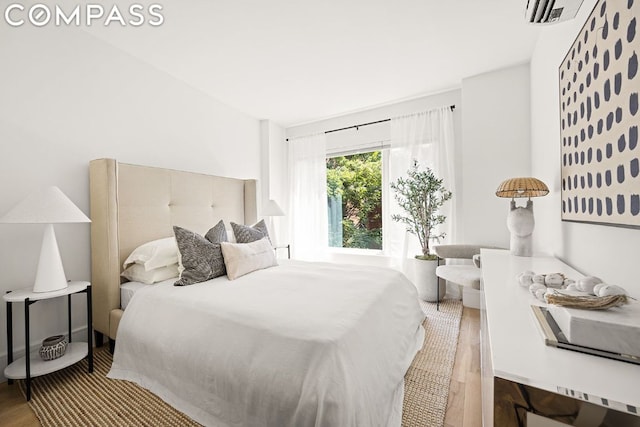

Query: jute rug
[402,298,464,427]
[19,299,463,427]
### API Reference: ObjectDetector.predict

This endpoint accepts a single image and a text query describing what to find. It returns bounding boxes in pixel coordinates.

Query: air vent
[525,0,584,24]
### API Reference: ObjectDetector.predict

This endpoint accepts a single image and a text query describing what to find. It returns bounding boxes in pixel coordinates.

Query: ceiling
[86,0,542,127]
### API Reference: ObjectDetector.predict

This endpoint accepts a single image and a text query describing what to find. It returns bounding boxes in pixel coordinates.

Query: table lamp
[263,199,285,245]
[495,177,549,257]
[0,186,91,292]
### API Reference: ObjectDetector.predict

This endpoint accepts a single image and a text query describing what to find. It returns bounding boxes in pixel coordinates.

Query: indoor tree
[391,161,452,260]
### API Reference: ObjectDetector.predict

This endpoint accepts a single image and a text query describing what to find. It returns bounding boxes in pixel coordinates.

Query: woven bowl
[39,335,68,361]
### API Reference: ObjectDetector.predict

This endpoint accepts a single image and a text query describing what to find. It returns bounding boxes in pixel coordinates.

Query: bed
[89,158,426,426]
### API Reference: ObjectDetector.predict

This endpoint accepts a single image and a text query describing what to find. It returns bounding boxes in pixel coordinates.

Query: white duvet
[108,261,425,427]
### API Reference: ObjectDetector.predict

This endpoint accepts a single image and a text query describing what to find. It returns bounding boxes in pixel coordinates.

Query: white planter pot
[413,258,446,302]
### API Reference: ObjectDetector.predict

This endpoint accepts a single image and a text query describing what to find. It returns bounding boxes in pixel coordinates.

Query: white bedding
[108,261,425,427]
[119,281,149,310]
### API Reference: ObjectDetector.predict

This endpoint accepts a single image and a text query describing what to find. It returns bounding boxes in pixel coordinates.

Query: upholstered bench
[433,245,483,309]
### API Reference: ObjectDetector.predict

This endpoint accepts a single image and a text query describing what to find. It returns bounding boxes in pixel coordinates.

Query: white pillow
[121,263,179,285]
[226,228,237,243]
[123,237,179,271]
[220,238,277,280]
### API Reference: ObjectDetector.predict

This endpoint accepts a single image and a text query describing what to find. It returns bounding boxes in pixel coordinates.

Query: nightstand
[4,281,93,401]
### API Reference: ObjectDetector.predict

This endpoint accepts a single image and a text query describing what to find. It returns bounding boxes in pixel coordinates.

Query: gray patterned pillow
[230,219,271,244]
[173,226,226,286]
[205,220,228,243]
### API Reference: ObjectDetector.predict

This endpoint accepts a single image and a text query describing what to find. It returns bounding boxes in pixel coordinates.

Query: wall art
[560,0,639,227]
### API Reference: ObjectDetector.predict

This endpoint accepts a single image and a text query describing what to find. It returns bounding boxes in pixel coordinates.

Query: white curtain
[385,107,456,278]
[288,133,328,260]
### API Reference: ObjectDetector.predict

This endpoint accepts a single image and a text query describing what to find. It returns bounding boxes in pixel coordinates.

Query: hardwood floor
[445,307,482,427]
[0,307,482,426]
[0,380,38,426]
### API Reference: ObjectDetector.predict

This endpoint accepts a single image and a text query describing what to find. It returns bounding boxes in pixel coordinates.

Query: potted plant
[391,161,452,301]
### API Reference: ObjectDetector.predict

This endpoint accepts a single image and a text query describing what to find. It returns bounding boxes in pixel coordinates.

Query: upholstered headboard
[89,158,257,343]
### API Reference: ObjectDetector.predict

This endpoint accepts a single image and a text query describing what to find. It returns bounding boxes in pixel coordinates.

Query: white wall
[0,25,261,376]
[260,120,288,247]
[531,0,640,296]
[461,63,532,247]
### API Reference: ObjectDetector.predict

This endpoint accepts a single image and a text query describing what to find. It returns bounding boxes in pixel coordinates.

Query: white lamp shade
[263,199,285,216]
[0,186,90,224]
[0,186,90,293]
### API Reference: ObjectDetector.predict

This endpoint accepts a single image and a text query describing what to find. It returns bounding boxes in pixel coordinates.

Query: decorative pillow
[173,226,226,286]
[220,238,278,280]
[226,228,237,243]
[230,219,271,244]
[123,237,179,271]
[204,219,228,243]
[121,263,179,285]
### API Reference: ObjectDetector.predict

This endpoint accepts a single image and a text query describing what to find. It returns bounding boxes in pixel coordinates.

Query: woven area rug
[402,298,463,427]
[19,299,463,427]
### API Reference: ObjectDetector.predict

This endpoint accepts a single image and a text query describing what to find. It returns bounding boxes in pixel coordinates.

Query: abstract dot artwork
[615,73,622,95]
[618,164,625,183]
[619,133,627,152]
[618,194,625,214]
[560,0,640,227]
[632,158,639,176]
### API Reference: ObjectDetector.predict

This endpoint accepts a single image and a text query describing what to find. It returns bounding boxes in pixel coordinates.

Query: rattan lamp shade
[495,177,549,199]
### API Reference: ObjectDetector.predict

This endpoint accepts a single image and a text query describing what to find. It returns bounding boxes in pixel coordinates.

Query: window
[326,151,382,250]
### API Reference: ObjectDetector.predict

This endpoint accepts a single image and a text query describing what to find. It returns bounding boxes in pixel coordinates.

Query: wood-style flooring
[0,307,482,427]
[445,307,482,427]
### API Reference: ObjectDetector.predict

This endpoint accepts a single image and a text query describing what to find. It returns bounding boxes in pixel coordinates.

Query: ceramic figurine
[565,283,579,291]
[544,273,565,288]
[533,274,546,284]
[576,276,602,294]
[517,271,536,287]
[530,283,546,296]
[535,288,547,302]
[507,200,534,257]
[596,284,627,297]
[593,283,607,295]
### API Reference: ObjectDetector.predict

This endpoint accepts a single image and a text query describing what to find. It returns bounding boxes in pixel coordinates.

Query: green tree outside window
[326,151,382,250]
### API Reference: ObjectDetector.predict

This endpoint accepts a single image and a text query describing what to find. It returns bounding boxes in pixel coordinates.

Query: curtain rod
[286,104,455,142]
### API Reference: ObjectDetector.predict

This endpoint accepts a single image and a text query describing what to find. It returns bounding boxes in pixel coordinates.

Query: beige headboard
[89,158,257,343]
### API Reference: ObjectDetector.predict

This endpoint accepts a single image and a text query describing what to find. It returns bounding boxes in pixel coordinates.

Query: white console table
[480,249,640,426]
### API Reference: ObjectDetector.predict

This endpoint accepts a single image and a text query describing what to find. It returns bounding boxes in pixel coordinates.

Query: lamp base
[507,200,535,258]
[33,224,69,293]
[510,234,533,257]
